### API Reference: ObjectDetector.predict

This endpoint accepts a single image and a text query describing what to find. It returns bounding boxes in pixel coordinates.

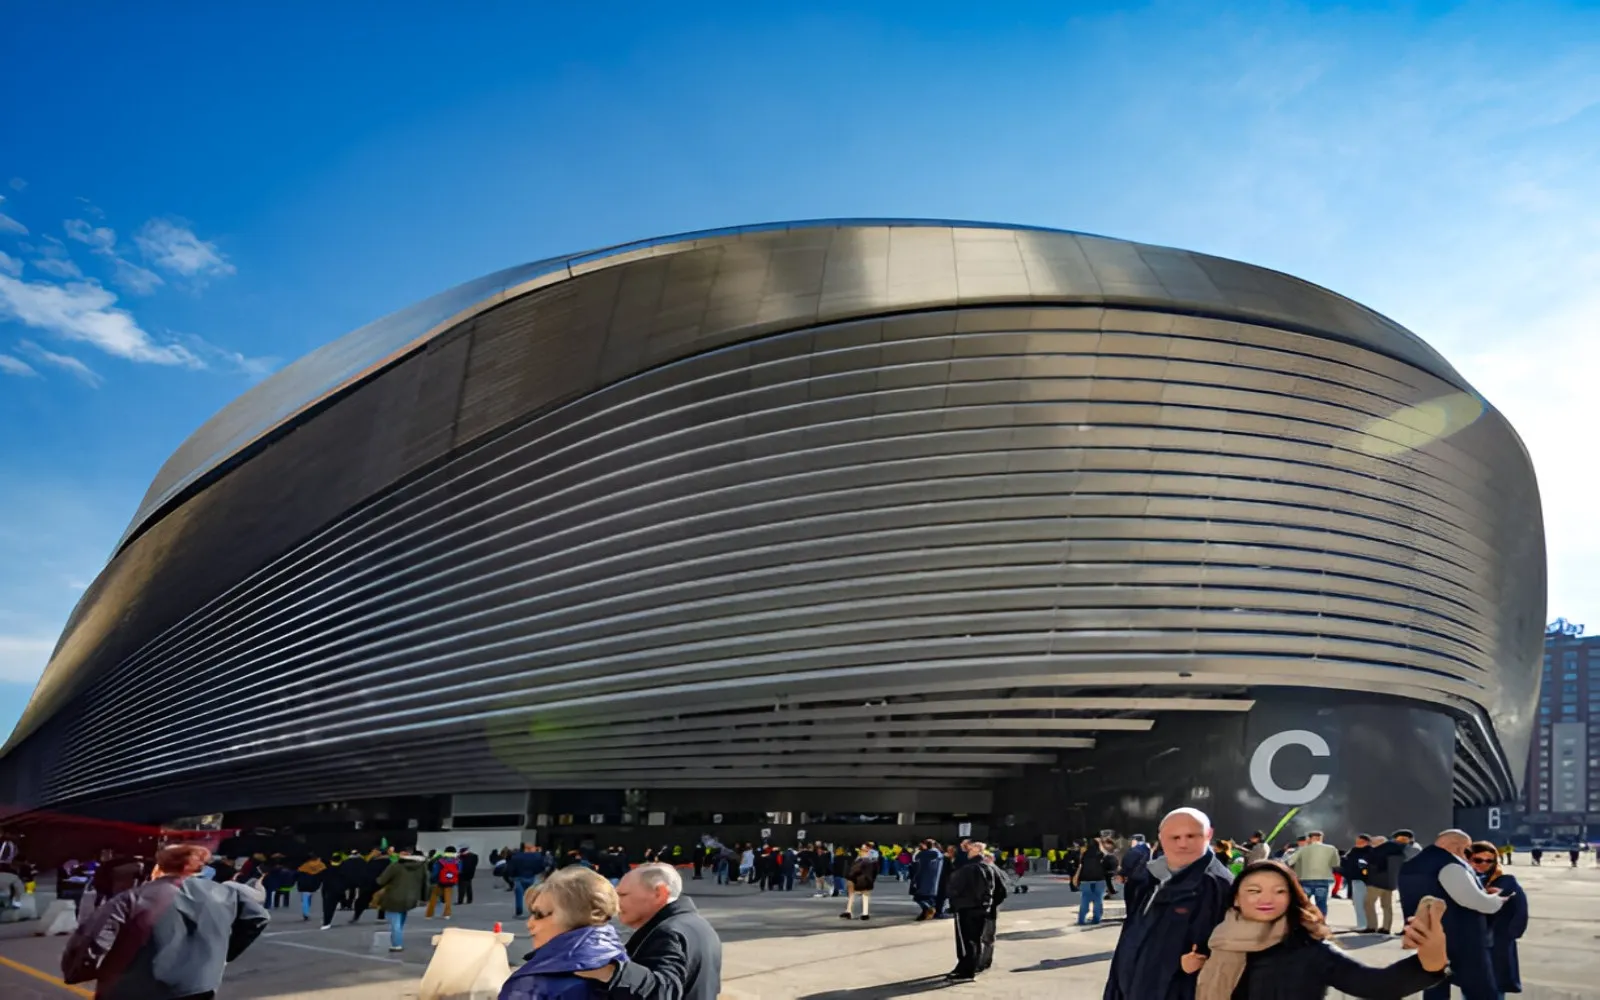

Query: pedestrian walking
[1364,831,1416,935]
[910,840,944,921]
[1341,835,1372,931]
[508,843,551,918]
[62,844,270,1000]
[1285,831,1341,916]
[841,846,877,921]
[374,850,429,952]
[1074,838,1113,925]
[457,846,479,906]
[427,846,460,918]
[295,854,326,922]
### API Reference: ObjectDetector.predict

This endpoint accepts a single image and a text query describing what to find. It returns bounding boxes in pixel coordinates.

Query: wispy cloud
[63,219,116,254]
[0,213,25,236]
[18,340,103,387]
[172,333,278,381]
[7,178,25,192]
[0,354,37,378]
[0,250,19,277]
[110,257,163,295]
[32,256,83,280]
[0,274,201,367]
[135,218,234,278]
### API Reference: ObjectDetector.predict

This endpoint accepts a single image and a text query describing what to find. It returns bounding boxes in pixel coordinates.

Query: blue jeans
[513,877,536,916]
[1302,879,1332,916]
[387,910,406,949]
[833,875,846,896]
[1077,879,1106,924]
[301,892,313,918]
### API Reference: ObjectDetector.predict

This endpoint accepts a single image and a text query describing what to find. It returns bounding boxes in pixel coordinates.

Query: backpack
[437,858,460,886]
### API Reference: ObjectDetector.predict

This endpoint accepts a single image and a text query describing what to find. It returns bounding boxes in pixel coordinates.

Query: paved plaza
[1,855,1597,999]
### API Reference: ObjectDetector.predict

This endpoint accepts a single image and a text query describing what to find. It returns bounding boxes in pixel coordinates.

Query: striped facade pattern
[0,222,1543,817]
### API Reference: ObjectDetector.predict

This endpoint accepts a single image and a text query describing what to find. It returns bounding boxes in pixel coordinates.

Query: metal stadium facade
[0,221,1545,846]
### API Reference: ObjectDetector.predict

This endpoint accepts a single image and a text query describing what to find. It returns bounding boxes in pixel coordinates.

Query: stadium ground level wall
[210,691,1471,855]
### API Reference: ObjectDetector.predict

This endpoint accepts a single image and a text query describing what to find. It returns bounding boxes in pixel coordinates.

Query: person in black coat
[1105,808,1234,1000]
[455,847,478,905]
[944,842,1002,982]
[909,840,945,921]
[575,863,721,1000]
[317,854,345,929]
[1186,860,1447,999]
[1468,841,1527,995]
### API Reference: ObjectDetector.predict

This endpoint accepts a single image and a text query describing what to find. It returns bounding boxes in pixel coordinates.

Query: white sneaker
[320,924,332,931]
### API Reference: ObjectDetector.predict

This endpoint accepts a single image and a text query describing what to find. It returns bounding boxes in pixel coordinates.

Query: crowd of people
[1094,809,1531,1000]
[25,814,1559,1000]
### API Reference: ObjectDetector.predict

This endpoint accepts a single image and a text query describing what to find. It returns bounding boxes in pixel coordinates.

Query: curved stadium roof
[0,220,1544,818]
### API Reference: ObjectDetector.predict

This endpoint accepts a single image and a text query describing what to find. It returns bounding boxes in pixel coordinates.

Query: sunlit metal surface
[0,221,1543,817]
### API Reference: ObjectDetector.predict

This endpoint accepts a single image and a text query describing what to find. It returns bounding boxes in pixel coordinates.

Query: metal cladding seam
[0,222,1544,817]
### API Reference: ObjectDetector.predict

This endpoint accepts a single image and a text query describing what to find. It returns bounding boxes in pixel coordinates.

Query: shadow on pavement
[799,975,956,999]
[1010,950,1115,973]
[995,928,1066,941]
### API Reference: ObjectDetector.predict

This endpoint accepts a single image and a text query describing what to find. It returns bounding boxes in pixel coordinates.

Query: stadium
[0,220,1544,849]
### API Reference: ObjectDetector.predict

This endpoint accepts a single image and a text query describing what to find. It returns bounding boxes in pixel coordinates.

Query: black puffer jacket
[1230,929,1444,999]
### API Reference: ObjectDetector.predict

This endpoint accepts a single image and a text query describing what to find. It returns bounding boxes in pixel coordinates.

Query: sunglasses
[1468,856,1496,865]
[528,907,552,920]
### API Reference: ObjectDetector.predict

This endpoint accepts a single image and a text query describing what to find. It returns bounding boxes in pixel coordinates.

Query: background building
[0,221,1545,855]
[1518,619,1599,840]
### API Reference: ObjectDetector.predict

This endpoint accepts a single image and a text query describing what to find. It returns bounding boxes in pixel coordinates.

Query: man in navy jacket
[1104,808,1232,1000]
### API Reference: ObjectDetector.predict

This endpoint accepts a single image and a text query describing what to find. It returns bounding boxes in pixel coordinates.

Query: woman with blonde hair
[500,866,627,999]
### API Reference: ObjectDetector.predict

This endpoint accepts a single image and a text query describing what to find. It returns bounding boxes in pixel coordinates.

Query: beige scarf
[1195,910,1291,1000]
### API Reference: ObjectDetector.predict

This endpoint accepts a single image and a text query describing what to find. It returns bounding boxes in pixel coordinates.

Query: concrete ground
[1,854,1596,999]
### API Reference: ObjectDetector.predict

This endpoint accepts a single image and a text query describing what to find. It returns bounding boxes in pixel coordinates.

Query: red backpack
[437,857,460,886]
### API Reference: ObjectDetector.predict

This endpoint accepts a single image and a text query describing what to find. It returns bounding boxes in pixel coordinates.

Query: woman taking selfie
[1185,860,1448,998]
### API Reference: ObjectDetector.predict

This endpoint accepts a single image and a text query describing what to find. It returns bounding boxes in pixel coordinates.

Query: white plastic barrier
[40,899,78,935]
[419,926,517,1000]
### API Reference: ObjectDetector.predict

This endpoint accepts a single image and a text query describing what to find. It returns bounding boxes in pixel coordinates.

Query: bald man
[1399,829,1503,1000]
[1104,807,1233,1000]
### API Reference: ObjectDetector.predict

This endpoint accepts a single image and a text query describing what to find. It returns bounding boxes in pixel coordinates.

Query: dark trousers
[350,884,376,921]
[979,911,997,971]
[321,887,342,926]
[457,877,474,905]
[953,908,987,976]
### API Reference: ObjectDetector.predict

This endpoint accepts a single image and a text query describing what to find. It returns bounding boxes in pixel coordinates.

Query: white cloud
[0,274,200,367]
[32,256,83,280]
[63,219,116,254]
[7,179,24,192]
[0,212,25,236]
[110,257,163,295]
[135,218,234,278]
[0,354,37,378]
[19,340,103,387]
[174,333,278,381]
[0,250,19,277]
[0,636,53,685]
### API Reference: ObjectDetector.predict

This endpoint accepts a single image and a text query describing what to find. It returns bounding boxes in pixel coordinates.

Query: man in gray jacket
[63,843,270,1000]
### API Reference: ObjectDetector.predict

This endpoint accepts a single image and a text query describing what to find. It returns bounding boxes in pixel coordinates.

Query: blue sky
[2,2,1598,739]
